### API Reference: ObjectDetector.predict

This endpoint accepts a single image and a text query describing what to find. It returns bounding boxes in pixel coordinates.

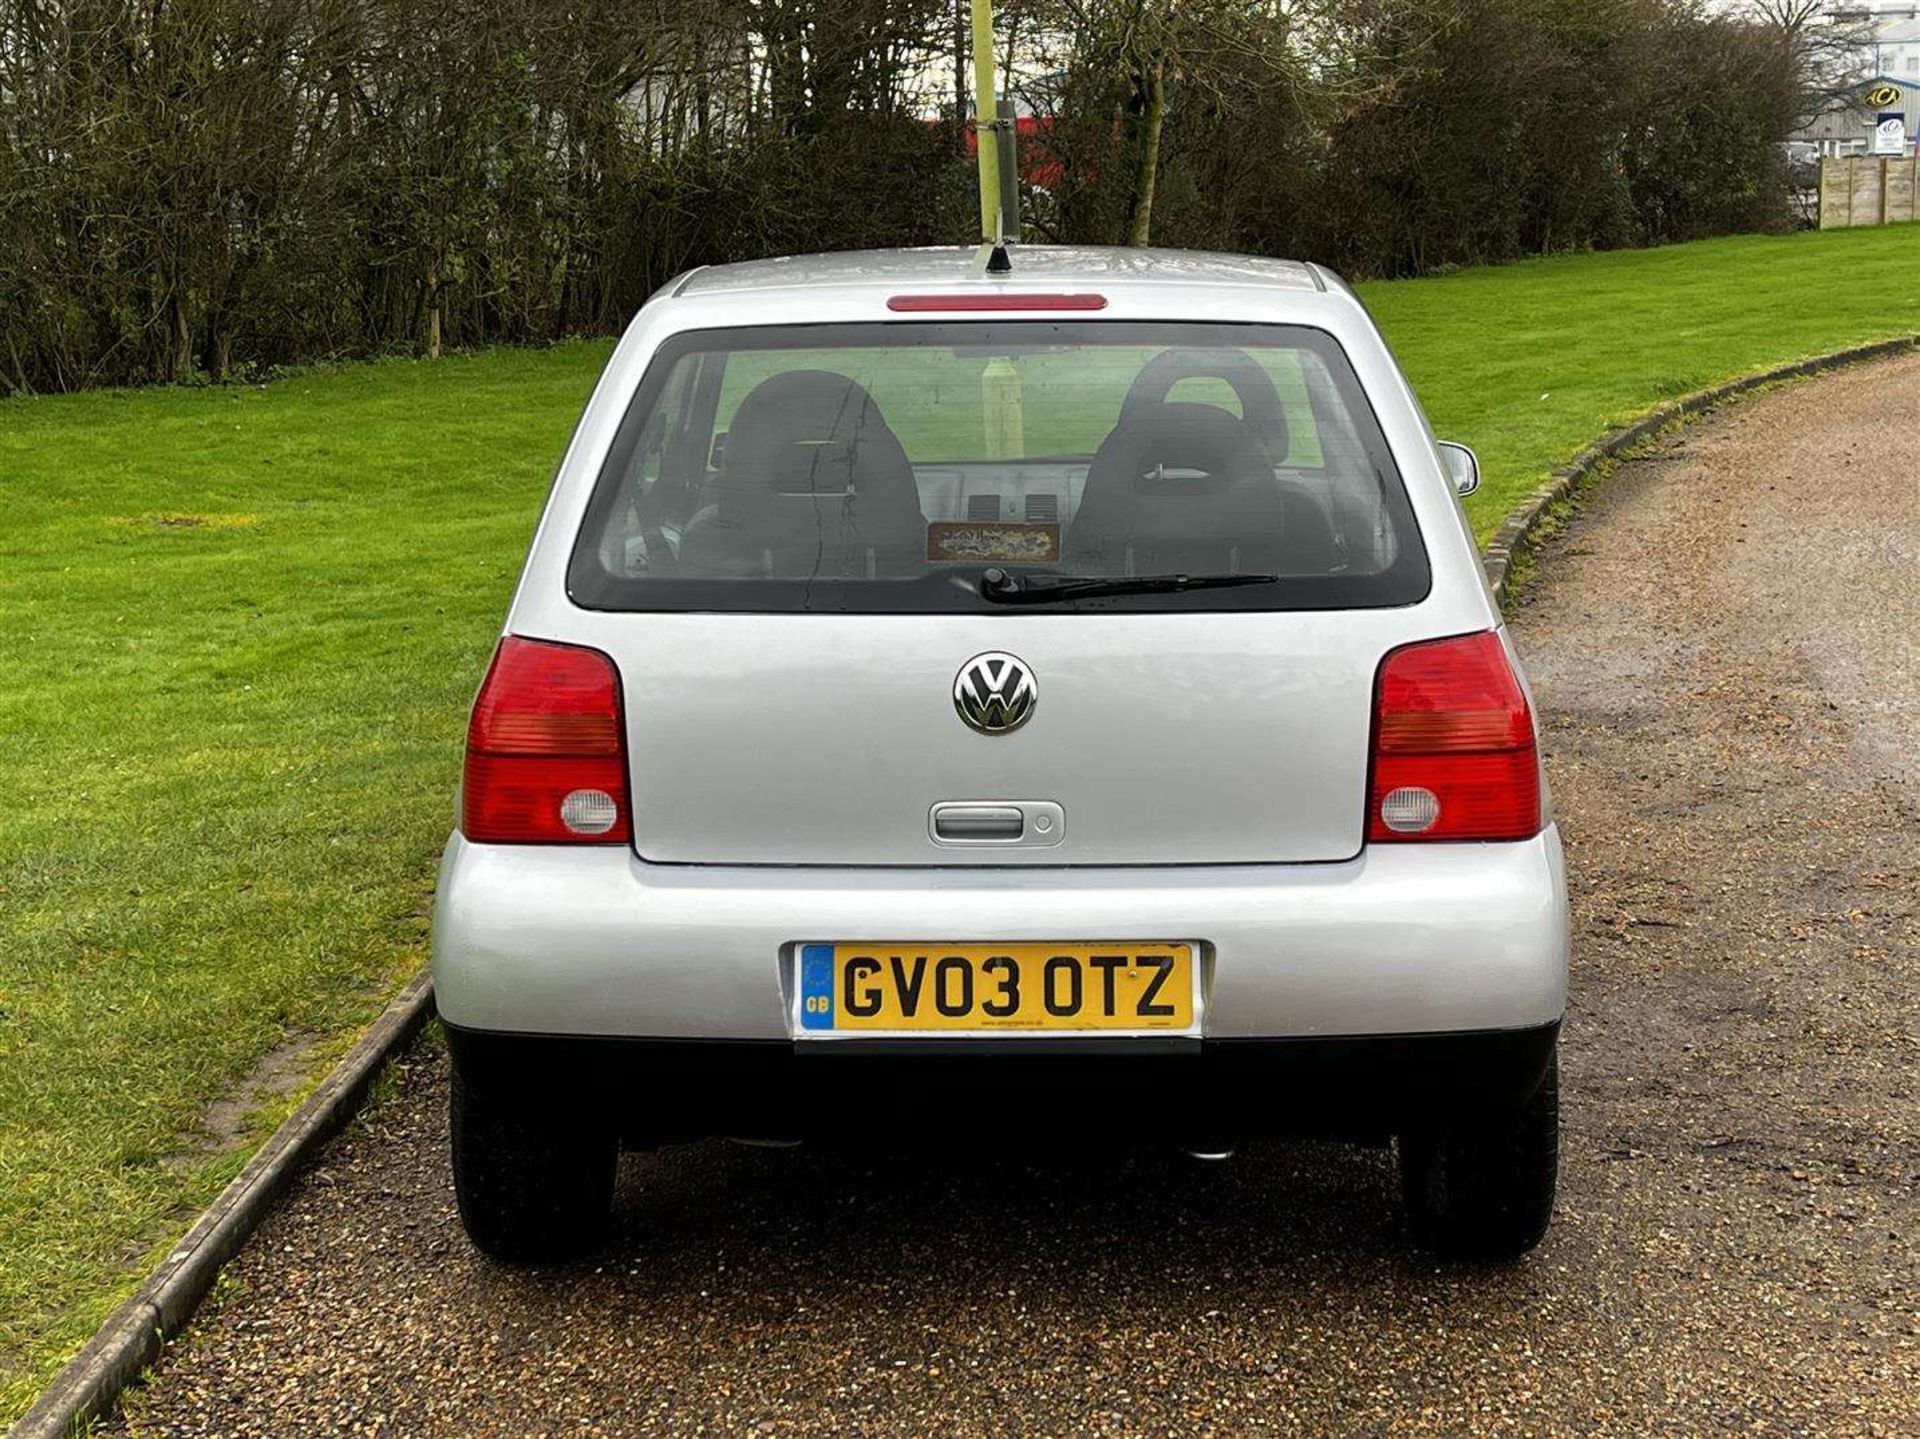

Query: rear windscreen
[568,320,1428,613]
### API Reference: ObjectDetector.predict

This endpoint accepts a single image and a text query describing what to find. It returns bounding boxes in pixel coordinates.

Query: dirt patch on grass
[169,1033,324,1167]
[107,513,260,531]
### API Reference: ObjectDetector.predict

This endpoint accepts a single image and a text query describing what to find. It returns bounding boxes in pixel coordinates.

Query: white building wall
[1831,3,1920,80]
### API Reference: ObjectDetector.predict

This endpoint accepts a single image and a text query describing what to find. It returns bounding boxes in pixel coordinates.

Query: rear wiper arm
[979,568,1281,604]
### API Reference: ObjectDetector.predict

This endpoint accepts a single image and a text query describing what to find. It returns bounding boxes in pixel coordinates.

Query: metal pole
[996,98,1020,241]
[970,0,1001,242]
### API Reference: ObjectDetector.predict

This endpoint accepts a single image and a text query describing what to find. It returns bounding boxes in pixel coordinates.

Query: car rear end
[433,248,1569,1262]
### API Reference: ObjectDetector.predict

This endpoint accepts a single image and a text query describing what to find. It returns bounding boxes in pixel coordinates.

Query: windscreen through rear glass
[568,321,1428,613]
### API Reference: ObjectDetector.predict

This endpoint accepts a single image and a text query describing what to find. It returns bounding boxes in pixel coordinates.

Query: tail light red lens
[461,637,631,845]
[1368,631,1540,843]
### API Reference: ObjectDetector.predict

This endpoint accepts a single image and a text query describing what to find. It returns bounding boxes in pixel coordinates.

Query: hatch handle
[932,804,1025,841]
[929,801,1066,847]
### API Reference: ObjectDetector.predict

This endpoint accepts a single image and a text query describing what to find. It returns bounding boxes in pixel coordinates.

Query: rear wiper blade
[979,568,1281,604]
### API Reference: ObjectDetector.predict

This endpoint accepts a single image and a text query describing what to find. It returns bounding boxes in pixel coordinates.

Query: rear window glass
[569,321,1428,613]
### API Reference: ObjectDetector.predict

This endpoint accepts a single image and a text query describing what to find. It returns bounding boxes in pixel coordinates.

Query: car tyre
[1399,1049,1558,1260]
[450,1065,618,1264]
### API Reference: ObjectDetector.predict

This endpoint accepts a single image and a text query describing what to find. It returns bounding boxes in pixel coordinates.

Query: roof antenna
[988,207,1012,274]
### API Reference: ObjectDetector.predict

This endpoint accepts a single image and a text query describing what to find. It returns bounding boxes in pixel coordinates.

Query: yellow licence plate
[796,943,1196,1034]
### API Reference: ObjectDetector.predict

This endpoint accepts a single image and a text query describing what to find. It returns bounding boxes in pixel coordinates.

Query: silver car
[433,247,1569,1263]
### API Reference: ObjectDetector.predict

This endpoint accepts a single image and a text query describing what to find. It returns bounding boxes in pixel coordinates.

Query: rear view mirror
[1438,441,1480,498]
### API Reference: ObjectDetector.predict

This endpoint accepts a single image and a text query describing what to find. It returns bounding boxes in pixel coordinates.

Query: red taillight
[885,293,1108,312]
[1368,631,1540,843]
[461,637,631,845]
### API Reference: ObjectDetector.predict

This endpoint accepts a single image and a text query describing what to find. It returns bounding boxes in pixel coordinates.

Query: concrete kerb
[7,970,437,1439]
[1483,335,1920,607]
[13,330,1920,1439]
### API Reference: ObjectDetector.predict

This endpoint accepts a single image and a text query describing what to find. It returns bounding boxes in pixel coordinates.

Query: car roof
[670,246,1327,299]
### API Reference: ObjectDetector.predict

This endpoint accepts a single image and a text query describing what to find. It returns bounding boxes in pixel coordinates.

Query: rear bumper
[432,824,1568,1041]
[444,1021,1560,1142]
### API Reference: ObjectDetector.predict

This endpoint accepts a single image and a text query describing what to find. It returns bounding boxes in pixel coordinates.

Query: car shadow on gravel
[549,1134,1453,1290]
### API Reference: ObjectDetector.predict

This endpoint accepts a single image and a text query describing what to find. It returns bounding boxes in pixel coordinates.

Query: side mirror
[1438,441,1480,498]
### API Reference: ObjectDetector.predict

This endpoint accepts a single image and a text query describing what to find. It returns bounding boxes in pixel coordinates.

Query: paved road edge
[1483,334,1920,607]
[12,331,1920,1439]
[7,971,437,1439]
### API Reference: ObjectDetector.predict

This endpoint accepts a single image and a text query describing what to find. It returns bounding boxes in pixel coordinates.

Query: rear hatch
[561,315,1433,866]
[590,609,1432,865]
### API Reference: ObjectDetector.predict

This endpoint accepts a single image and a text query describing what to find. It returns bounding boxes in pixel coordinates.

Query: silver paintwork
[590,608,1438,866]
[433,825,1569,1038]
[669,246,1324,298]
[436,245,1568,1044]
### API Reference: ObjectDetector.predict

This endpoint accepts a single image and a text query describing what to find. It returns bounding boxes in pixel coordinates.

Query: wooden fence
[1819,155,1920,228]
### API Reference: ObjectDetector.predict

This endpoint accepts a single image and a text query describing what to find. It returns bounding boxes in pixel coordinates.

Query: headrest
[711,369,923,540]
[724,370,891,498]
[1120,347,1290,461]
[1096,402,1268,495]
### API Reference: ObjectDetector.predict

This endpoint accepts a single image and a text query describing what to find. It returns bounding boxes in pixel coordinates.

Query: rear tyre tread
[1399,1049,1558,1261]
[450,1066,618,1265]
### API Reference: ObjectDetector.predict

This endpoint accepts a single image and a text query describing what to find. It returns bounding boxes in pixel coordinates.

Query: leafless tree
[0,0,1810,395]
[1749,0,1874,124]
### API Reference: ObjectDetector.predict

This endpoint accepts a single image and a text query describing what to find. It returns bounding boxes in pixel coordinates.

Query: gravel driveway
[110,356,1919,1437]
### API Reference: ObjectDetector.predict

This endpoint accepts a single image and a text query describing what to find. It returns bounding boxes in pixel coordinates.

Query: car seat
[678,370,927,579]
[1065,403,1289,575]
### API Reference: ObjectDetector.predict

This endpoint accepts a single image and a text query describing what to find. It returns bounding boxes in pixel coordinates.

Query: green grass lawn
[2,222,1917,1421]
[1364,225,1919,538]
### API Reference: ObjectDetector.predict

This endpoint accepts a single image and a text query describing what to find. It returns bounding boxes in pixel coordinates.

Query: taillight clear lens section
[461,637,631,844]
[1368,631,1540,843]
